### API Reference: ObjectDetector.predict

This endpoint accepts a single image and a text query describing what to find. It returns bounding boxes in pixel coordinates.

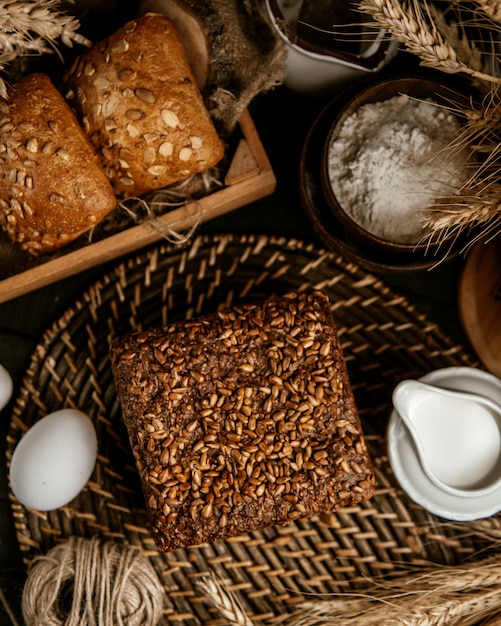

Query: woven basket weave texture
[6,233,492,625]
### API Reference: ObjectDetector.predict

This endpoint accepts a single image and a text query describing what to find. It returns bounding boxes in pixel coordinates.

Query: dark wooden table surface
[0,77,472,623]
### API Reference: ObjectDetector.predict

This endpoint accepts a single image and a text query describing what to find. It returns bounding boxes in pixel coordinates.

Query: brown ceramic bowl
[319,76,470,258]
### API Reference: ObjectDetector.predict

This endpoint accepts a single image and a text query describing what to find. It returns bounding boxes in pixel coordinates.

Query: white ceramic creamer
[409,392,501,490]
[392,378,501,497]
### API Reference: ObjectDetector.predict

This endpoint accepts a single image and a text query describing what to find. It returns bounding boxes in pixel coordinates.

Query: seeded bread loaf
[63,13,225,197]
[0,73,116,254]
[110,291,374,552]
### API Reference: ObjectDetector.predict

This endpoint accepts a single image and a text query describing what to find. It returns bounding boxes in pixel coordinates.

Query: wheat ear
[422,189,501,226]
[471,0,501,22]
[276,560,501,625]
[0,0,89,48]
[358,0,501,84]
[283,589,501,626]
[0,0,90,98]
[197,574,255,626]
[421,86,501,241]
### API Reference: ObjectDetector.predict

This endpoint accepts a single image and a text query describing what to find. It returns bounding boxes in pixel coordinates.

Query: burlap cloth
[203,0,287,133]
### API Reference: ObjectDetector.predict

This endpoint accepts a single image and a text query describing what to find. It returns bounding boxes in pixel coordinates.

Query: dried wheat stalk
[197,574,255,626]
[421,85,501,242]
[452,515,501,547]
[422,189,501,246]
[272,559,501,625]
[280,590,501,625]
[0,0,89,98]
[198,560,501,625]
[358,0,500,84]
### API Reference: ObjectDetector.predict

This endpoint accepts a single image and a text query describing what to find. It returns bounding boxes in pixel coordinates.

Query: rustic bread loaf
[110,291,374,552]
[63,13,225,198]
[0,73,116,254]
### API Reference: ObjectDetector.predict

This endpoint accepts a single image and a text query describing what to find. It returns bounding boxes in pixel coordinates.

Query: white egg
[0,363,13,411]
[9,408,97,511]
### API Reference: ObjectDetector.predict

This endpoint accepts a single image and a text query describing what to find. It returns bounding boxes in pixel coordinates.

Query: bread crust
[63,13,225,197]
[0,73,116,254]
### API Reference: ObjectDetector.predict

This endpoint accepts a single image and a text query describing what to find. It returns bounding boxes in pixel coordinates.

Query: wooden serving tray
[0,110,275,304]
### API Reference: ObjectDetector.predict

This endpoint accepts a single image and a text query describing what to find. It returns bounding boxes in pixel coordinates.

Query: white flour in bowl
[327,94,467,244]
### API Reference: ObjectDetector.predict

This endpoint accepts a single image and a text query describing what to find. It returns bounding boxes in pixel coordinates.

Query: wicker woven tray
[6,233,499,624]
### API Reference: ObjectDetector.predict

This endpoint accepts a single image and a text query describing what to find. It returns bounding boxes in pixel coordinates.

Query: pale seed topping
[161,109,180,128]
[118,68,136,81]
[126,123,140,138]
[91,103,103,117]
[179,147,192,161]
[77,87,87,104]
[147,165,167,176]
[126,109,145,121]
[101,147,113,160]
[10,197,22,215]
[56,148,70,162]
[93,75,110,90]
[143,146,156,165]
[104,118,116,132]
[143,133,159,144]
[112,39,129,54]
[135,87,156,104]
[158,141,173,157]
[6,147,18,161]
[26,138,38,153]
[190,136,203,150]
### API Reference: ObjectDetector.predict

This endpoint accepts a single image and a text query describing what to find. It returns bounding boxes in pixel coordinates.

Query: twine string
[117,195,204,246]
[22,536,164,626]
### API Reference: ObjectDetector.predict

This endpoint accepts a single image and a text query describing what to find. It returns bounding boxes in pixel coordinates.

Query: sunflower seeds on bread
[110,290,375,551]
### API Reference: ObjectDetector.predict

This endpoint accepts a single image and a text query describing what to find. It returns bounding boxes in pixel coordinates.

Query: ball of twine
[22,536,164,626]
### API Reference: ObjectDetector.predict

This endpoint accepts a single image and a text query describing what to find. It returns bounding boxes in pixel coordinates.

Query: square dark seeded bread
[110,291,374,551]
